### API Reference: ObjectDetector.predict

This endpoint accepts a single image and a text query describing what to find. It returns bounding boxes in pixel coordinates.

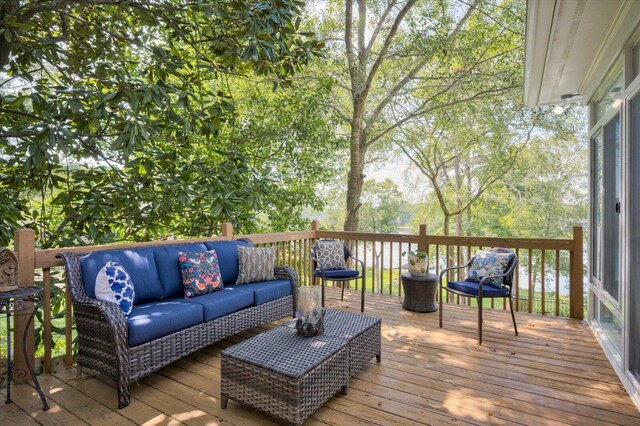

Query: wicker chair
[312,239,366,312]
[438,248,518,345]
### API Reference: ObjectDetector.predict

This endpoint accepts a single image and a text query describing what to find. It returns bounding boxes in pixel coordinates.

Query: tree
[359,178,408,233]
[314,0,522,230]
[0,1,330,247]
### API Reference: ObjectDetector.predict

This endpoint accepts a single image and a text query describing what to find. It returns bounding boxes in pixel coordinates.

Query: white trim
[524,0,556,107]
[582,0,640,103]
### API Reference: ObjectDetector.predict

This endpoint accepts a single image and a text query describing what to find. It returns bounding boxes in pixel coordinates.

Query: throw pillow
[466,250,515,288]
[236,246,277,284]
[178,250,223,298]
[95,261,135,316]
[314,240,346,270]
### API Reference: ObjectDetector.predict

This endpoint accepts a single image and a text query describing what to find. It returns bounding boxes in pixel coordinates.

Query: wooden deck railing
[3,222,584,376]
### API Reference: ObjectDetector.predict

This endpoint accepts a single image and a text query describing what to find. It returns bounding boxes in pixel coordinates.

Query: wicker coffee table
[221,326,349,425]
[284,308,382,375]
[221,309,382,425]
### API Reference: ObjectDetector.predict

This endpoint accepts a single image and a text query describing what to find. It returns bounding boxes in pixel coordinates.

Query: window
[595,71,623,123]
[629,92,640,381]
[633,41,640,81]
[591,132,603,281]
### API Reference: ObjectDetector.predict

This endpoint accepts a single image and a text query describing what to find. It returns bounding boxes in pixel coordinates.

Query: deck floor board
[2,287,639,425]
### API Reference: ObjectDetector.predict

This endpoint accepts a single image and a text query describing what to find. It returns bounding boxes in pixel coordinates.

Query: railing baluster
[398,242,402,297]
[515,248,520,311]
[65,275,73,366]
[528,248,533,313]
[380,241,385,294]
[555,250,560,317]
[389,241,393,295]
[43,267,52,373]
[541,250,546,315]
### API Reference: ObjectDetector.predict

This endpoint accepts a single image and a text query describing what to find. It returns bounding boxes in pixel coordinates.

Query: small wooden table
[401,272,438,312]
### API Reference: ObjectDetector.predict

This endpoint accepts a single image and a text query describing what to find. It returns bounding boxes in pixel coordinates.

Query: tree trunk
[443,214,450,236]
[344,99,367,231]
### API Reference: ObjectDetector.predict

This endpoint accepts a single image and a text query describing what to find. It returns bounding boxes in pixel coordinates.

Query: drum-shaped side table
[401,273,438,313]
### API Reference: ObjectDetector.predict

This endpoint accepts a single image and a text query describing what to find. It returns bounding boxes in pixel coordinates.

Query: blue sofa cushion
[226,279,292,305]
[186,287,254,322]
[204,240,250,285]
[127,299,203,347]
[80,248,162,305]
[315,269,360,279]
[153,243,208,299]
[447,281,510,297]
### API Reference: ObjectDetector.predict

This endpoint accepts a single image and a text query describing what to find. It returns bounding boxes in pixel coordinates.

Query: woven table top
[284,308,381,340]
[222,326,347,379]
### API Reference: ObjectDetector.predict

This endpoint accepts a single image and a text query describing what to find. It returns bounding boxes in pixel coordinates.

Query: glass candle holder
[295,286,324,337]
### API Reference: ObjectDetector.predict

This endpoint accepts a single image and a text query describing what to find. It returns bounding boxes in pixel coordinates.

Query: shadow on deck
[2,287,639,425]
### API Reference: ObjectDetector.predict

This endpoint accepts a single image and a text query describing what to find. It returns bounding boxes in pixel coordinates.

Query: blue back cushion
[226,279,292,305]
[204,240,250,285]
[152,243,208,299]
[80,248,163,305]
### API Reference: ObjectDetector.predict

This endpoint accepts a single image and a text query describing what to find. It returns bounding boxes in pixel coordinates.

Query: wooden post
[221,222,233,240]
[309,220,320,286]
[418,224,427,252]
[14,228,36,378]
[570,226,584,320]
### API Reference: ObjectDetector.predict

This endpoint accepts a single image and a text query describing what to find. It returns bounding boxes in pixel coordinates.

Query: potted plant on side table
[403,250,428,277]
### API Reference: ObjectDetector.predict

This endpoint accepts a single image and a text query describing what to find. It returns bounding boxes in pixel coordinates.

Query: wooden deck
[2,287,639,425]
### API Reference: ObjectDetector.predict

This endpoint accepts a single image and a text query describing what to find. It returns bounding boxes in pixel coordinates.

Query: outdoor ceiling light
[552,94,578,115]
[553,104,564,115]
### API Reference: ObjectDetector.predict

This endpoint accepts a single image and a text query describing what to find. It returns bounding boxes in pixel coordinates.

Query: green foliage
[0,0,337,247]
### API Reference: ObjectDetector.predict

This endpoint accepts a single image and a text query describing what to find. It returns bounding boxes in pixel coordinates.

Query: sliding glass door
[630,93,640,381]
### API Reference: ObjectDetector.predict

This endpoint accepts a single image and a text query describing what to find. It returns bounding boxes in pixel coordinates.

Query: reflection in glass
[630,93,640,381]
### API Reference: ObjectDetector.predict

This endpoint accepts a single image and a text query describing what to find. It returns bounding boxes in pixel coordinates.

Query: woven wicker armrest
[274,265,298,316]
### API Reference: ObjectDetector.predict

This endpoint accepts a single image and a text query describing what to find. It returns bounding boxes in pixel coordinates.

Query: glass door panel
[591,132,603,281]
[630,93,640,381]
[603,114,621,302]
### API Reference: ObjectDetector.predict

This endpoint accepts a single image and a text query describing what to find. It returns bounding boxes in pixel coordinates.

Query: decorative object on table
[178,250,223,298]
[403,250,428,277]
[311,239,366,312]
[0,248,18,292]
[295,286,324,336]
[235,245,277,284]
[401,272,439,312]
[95,261,135,315]
[438,247,518,345]
[0,286,49,410]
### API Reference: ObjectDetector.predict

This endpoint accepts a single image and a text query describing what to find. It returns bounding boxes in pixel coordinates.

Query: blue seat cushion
[127,299,203,347]
[315,269,360,279]
[447,281,510,297]
[186,287,254,322]
[80,248,162,305]
[227,279,292,305]
[153,243,209,299]
[204,240,251,285]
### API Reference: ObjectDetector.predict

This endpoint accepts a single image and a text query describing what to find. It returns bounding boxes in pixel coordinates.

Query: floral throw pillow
[95,262,135,316]
[236,246,277,284]
[314,240,346,270]
[466,250,515,288]
[178,250,223,298]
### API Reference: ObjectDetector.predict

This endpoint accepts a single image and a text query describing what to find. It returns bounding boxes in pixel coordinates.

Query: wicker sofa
[58,238,297,408]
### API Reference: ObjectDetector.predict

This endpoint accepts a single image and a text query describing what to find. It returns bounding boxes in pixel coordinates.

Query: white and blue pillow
[466,251,515,288]
[95,261,135,316]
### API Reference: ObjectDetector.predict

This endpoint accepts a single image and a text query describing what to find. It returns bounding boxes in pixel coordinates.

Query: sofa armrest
[274,265,298,315]
[57,252,130,374]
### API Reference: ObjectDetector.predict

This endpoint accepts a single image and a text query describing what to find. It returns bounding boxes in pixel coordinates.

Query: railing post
[14,228,36,378]
[310,220,320,286]
[311,220,320,235]
[221,222,233,240]
[418,224,427,252]
[570,225,584,320]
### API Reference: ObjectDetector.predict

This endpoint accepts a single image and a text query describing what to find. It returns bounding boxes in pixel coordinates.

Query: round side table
[401,272,438,313]
[0,286,50,410]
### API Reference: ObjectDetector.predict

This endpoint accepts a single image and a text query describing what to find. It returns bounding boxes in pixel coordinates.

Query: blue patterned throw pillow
[466,251,515,288]
[95,261,135,316]
[178,250,223,298]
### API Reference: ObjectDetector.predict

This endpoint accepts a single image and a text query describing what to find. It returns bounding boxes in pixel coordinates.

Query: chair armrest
[349,255,364,272]
[438,258,474,285]
[274,265,298,314]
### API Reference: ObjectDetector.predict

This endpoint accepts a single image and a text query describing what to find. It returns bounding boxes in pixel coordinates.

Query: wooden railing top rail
[236,230,316,245]
[318,230,574,251]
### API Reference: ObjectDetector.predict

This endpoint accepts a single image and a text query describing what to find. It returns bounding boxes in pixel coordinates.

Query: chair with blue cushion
[312,239,366,312]
[438,247,518,344]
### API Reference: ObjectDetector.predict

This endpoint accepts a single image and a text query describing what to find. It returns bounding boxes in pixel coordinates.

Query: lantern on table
[295,286,324,337]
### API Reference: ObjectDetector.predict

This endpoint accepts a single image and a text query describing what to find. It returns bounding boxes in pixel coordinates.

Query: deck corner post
[221,222,233,240]
[570,225,584,320]
[14,228,37,377]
